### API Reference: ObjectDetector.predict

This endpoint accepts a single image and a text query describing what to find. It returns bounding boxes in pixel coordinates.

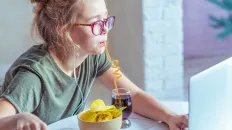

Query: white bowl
[77,110,122,130]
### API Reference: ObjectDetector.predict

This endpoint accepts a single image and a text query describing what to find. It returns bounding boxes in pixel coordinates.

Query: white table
[48,101,189,130]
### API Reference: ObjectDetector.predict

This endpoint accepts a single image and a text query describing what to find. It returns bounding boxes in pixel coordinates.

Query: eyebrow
[87,11,108,21]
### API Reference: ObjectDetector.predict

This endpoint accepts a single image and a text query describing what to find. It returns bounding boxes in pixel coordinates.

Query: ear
[56,24,69,37]
[65,31,73,42]
[65,31,80,49]
[56,25,63,37]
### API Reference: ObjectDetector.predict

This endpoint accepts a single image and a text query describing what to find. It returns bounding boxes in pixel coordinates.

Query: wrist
[11,114,19,130]
[0,115,18,130]
[164,112,176,124]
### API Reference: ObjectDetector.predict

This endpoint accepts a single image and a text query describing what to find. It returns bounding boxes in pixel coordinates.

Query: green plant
[208,0,232,39]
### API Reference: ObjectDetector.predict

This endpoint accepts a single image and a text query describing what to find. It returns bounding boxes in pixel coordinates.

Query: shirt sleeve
[0,68,43,113]
[96,51,113,77]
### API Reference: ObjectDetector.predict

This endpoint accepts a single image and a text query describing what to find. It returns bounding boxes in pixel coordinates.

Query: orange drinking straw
[104,44,122,95]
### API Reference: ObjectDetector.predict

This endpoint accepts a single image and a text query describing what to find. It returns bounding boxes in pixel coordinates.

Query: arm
[0,97,18,130]
[0,68,48,130]
[0,97,47,130]
[97,68,176,123]
[0,115,18,130]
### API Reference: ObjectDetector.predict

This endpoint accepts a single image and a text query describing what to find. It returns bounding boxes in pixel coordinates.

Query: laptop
[189,57,232,130]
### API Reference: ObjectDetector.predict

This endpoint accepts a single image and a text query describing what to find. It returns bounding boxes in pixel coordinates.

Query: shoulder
[2,67,42,93]
[10,44,51,71]
[4,44,52,82]
[15,44,50,65]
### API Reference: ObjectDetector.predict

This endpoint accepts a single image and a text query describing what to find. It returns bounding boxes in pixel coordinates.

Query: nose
[101,24,108,35]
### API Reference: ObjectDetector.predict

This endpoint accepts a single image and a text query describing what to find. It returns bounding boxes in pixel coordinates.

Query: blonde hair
[30,0,84,60]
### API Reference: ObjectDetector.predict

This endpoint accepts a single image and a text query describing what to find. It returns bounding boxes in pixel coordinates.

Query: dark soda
[111,95,132,120]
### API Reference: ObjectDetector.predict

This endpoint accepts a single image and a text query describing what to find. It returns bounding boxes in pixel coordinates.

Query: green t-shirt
[0,44,112,124]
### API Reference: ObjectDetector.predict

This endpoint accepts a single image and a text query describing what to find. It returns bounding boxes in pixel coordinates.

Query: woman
[0,0,188,129]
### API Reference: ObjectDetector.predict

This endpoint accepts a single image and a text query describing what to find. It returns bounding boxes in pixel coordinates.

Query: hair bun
[31,0,42,3]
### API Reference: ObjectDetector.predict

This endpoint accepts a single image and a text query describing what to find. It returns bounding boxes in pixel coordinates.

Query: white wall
[0,1,34,83]
[0,1,34,64]
[143,0,184,100]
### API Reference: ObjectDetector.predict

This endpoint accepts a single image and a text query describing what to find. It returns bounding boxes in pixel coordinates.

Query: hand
[166,114,188,130]
[16,112,48,130]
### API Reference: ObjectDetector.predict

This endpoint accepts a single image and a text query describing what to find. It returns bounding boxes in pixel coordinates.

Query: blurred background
[0,0,232,104]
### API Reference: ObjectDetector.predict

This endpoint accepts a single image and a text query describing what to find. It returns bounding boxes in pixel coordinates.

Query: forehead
[79,0,107,20]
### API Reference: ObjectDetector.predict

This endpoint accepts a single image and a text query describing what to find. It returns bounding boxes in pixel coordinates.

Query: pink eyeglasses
[74,16,115,36]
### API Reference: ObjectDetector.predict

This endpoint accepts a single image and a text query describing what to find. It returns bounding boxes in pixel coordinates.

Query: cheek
[78,29,98,47]
[80,37,97,49]
[78,32,96,45]
[70,27,98,50]
[70,28,82,43]
[70,28,87,44]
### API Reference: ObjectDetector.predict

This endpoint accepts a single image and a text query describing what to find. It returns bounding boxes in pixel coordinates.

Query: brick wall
[143,0,184,100]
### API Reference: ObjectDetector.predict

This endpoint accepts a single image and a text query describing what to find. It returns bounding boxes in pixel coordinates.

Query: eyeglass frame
[73,16,115,36]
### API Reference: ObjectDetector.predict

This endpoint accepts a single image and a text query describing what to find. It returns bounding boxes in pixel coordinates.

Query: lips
[100,41,106,45]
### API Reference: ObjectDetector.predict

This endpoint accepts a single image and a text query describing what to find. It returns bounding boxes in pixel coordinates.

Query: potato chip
[80,99,127,122]
[105,105,117,111]
[80,110,97,122]
[95,111,113,122]
[111,107,126,118]
[90,99,106,112]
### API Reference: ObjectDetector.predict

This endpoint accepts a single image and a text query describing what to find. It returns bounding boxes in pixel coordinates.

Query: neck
[49,47,88,77]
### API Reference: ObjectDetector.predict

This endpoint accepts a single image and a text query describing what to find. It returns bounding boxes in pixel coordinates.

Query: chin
[91,47,105,55]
